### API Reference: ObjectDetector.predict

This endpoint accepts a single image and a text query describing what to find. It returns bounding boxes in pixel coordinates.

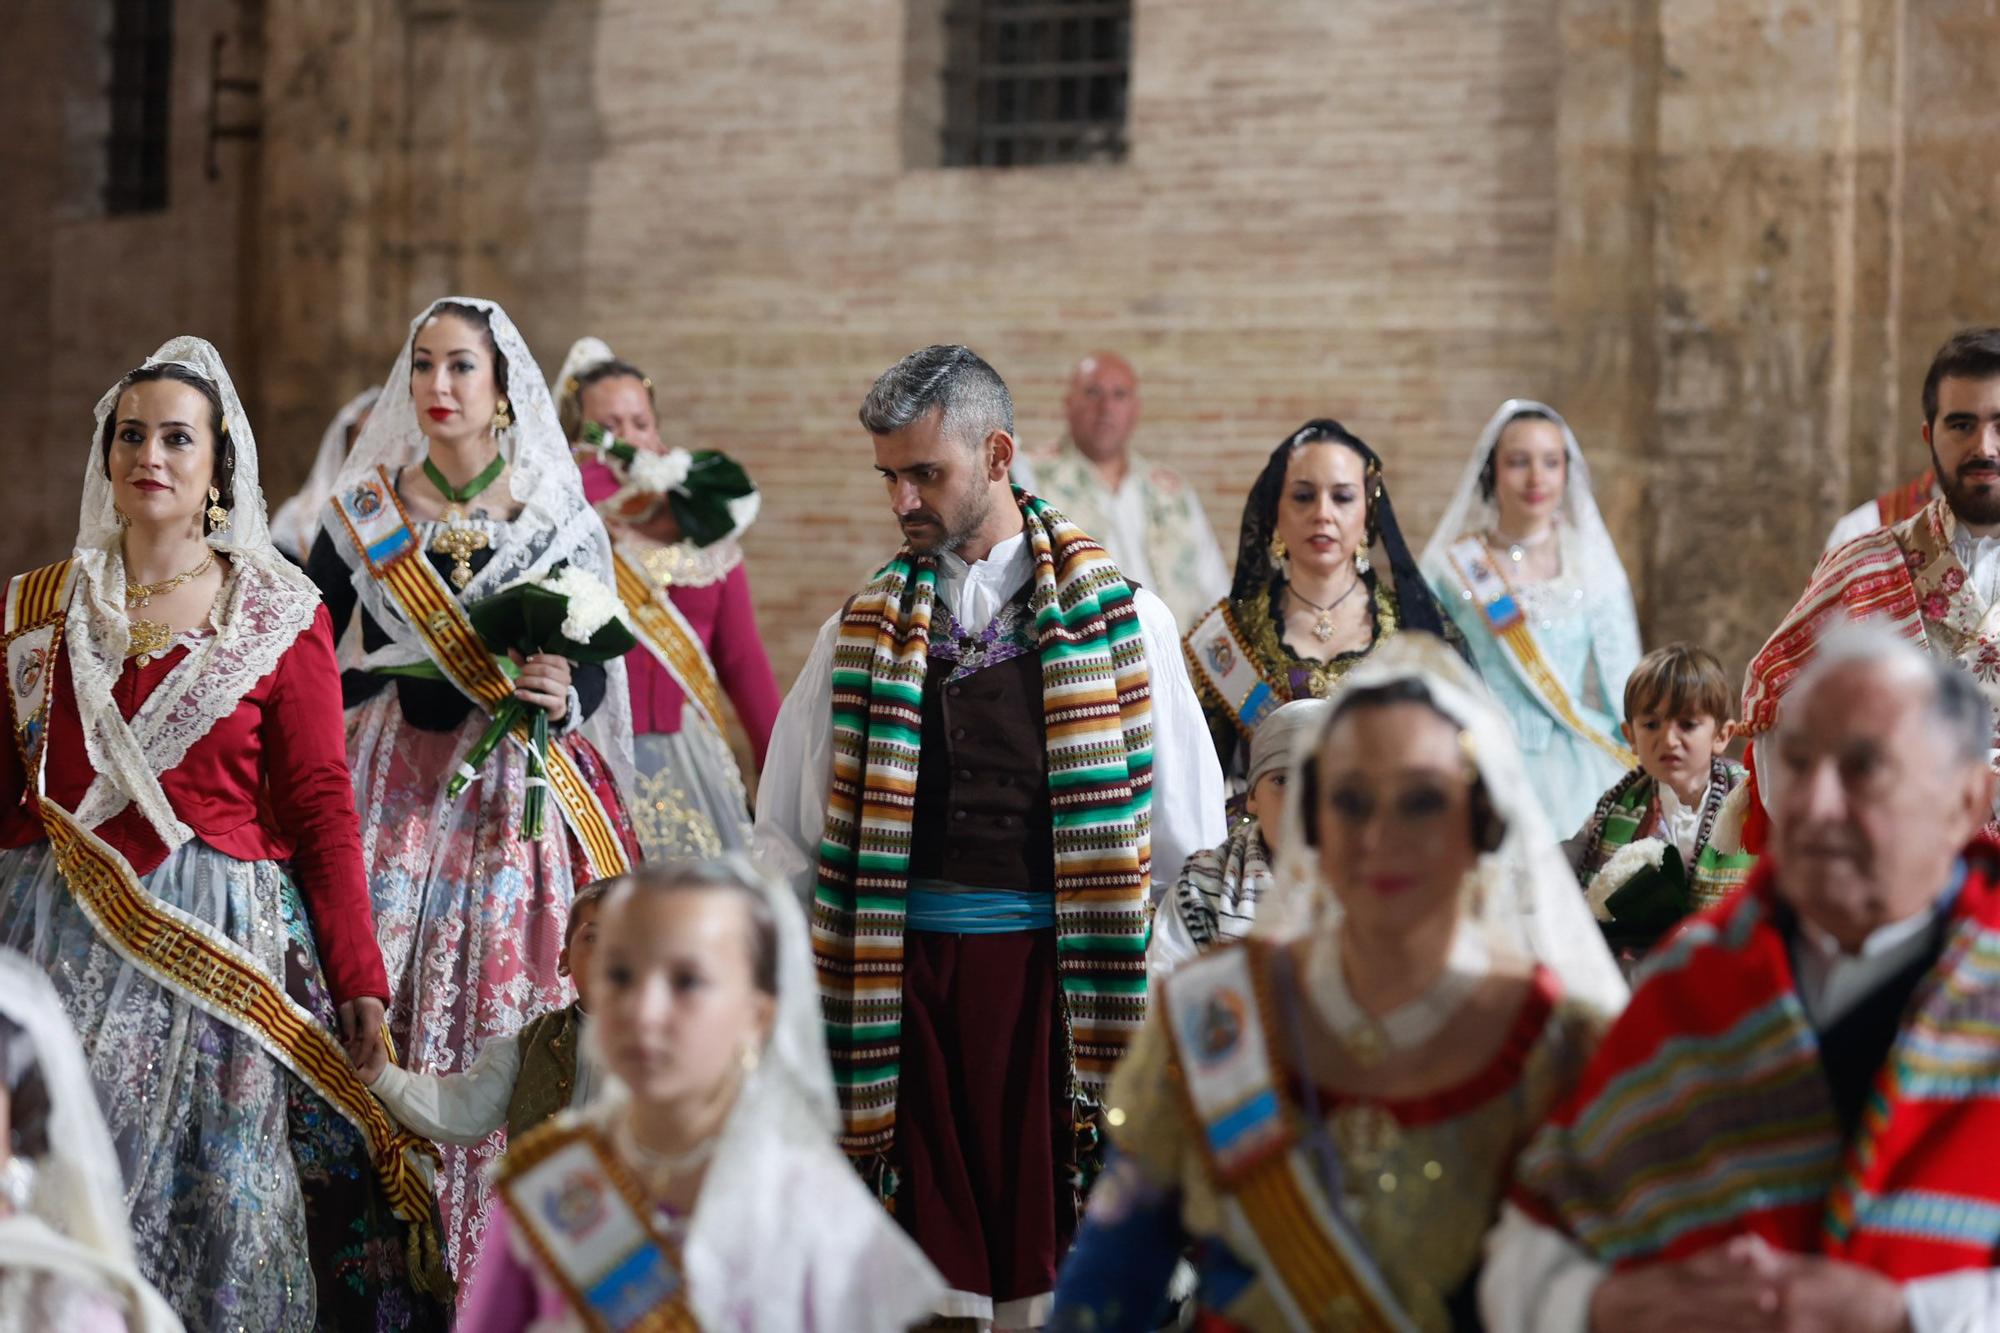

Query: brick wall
[5,0,1999,700]
[554,0,1567,686]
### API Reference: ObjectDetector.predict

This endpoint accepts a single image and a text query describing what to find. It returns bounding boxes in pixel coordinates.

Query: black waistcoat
[907,591,1055,893]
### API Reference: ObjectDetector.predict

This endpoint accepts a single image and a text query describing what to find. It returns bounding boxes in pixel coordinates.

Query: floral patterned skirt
[0,838,451,1332]
[346,691,637,1289]
[628,707,752,863]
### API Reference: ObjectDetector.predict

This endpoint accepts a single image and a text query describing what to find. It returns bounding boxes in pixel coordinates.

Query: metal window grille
[940,0,1131,168]
[106,0,175,215]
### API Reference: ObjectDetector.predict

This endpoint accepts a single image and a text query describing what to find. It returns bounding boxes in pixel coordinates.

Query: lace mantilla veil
[1260,631,1630,1016]
[577,858,943,1332]
[0,948,182,1332]
[327,297,636,788]
[1417,398,1641,659]
[270,386,379,562]
[61,337,321,852]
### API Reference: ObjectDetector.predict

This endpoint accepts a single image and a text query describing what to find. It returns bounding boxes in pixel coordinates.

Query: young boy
[1149,698,1331,975]
[359,876,618,1144]
[1566,643,1756,947]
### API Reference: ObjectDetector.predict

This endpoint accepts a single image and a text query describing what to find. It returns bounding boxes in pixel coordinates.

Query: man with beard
[753,345,1224,1327]
[1740,327,2000,832]
[1024,351,1230,631]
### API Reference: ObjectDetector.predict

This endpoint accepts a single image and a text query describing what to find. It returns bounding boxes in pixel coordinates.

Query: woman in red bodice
[0,338,447,1332]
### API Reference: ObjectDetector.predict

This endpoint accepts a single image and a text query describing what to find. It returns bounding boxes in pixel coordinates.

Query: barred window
[939,0,1131,168]
[106,0,174,215]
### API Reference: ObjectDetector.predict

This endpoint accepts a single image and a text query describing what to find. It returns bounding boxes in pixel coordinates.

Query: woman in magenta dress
[554,336,779,858]
[0,338,447,1330]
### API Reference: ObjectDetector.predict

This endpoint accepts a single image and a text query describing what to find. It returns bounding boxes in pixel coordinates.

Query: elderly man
[755,344,1225,1326]
[1026,351,1230,630]
[1482,628,2000,1333]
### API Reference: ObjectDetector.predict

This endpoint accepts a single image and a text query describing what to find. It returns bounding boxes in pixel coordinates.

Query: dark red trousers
[894,928,1074,1305]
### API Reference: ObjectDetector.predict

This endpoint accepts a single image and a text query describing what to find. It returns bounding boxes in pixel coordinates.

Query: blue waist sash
[905,881,1056,934]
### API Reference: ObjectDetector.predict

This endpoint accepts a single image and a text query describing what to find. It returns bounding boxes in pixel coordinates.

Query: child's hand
[338,997,390,1084]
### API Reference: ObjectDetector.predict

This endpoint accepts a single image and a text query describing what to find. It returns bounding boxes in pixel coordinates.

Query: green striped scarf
[811,490,1155,1160]
[1579,759,1753,911]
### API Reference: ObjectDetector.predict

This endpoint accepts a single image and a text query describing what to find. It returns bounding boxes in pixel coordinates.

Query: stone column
[1554,0,1909,672]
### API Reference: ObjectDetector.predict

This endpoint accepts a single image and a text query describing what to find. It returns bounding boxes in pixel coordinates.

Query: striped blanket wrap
[1738,496,2000,850]
[1513,833,2000,1281]
[1576,759,1753,913]
[811,491,1155,1161]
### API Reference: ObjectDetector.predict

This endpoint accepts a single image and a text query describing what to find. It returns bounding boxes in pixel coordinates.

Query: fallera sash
[2,560,444,1251]
[495,1118,697,1333]
[1163,946,1418,1333]
[328,468,631,878]
[1185,601,1285,740]
[610,542,734,753]
[1444,537,1635,769]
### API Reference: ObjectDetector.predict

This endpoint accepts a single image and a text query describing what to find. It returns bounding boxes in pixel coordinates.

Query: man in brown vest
[357,876,614,1144]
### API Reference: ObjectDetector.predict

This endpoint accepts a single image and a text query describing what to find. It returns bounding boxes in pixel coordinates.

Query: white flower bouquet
[446,563,636,838]
[1585,835,1692,952]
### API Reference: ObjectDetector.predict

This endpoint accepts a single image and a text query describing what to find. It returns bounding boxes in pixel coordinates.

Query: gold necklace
[125,552,216,665]
[125,551,215,608]
[1285,575,1363,643]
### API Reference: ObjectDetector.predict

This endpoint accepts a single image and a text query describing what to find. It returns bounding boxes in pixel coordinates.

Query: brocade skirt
[345,690,638,1290]
[0,837,450,1332]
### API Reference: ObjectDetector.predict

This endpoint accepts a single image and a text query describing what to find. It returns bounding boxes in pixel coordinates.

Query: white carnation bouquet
[444,563,637,837]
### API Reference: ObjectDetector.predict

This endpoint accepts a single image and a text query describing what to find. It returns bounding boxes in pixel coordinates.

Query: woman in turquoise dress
[1419,400,1643,836]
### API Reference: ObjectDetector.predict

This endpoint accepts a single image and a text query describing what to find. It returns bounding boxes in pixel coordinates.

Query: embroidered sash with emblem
[1444,537,1635,769]
[2,560,443,1241]
[1186,602,1286,740]
[496,1118,697,1332]
[1163,946,1418,1333]
[328,469,632,878]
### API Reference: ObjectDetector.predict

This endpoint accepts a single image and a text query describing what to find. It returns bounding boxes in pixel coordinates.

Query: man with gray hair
[755,345,1224,1326]
[1483,627,2000,1333]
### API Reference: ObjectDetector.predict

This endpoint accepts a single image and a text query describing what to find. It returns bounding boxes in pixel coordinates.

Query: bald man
[1026,352,1230,630]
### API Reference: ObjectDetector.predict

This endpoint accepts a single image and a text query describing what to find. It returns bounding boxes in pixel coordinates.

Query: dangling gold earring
[1354,547,1372,575]
[490,398,512,436]
[740,1040,761,1074]
[113,505,130,529]
[1267,532,1288,563]
[206,486,229,535]
[1458,866,1487,916]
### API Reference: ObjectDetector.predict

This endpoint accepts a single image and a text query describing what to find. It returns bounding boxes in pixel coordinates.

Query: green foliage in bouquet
[578,421,758,548]
[1600,844,1692,954]
[442,565,637,839]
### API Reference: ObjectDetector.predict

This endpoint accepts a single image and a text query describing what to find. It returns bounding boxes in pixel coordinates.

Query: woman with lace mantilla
[0,340,449,1330]
[1050,633,1626,1332]
[1184,419,1466,786]
[1421,400,1644,836]
[305,298,641,1288]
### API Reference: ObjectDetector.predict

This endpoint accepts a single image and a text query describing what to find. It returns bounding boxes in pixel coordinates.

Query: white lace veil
[327,297,635,783]
[552,336,617,433]
[1418,400,1641,648]
[66,338,320,851]
[1260,631,1629,1014]
[0,949,181,1332]
[270,387,379,563]
[580,857,940,1333]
